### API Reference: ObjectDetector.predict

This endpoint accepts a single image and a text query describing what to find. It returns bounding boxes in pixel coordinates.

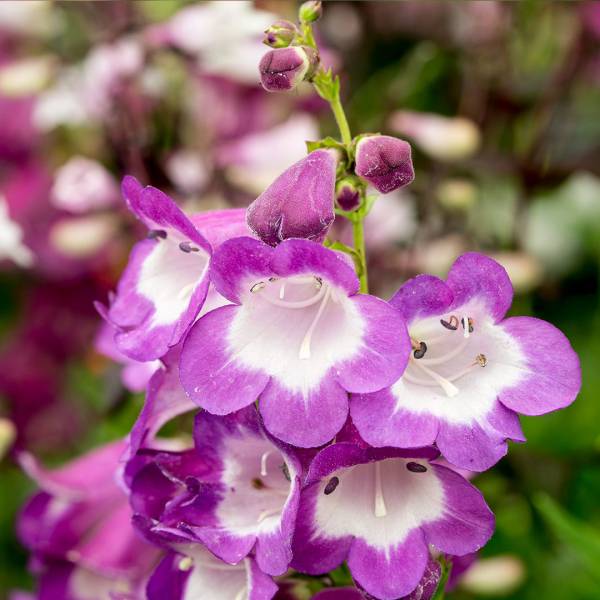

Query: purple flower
[147,548,277,600]
[354,135,414,194]
[350,253,581,471]
[336,178,361,212]
[102,176,248,361]
[259,46,316,92]
[17,440,159,599]
[291,442,494,600]
[129,407,302,576]
[179,236,410,447]
[246,149,337,246]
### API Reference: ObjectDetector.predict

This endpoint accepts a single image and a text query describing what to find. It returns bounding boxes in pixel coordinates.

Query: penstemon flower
[100,176,247,361]
[350,253,581,471]
[179,236,410,447]
[290,440,493,599]
[130,407,302,576]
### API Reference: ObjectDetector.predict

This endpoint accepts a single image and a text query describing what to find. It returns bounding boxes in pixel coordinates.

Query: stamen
[315,277,323,289]
[406,462,427,473]
[476,353,487,367]
[260,451,271,477]
[280,463,291,482]
[324,476,339,495]
[461,315,472,338]
[417,334,470,366]
[177,282,196,300]
[179,241,200,253]
[410,361,460,397]
[279,281,286,299]
[374,462,387,517]
[299,287,331,360]
[251,478,265,490]
[250,281,266,293]
[413,341,427,359]
[257,507,281,523]
[178,556,193,571]
[147,229,167,240]
[440,315,459,330]
[254,283,326,309]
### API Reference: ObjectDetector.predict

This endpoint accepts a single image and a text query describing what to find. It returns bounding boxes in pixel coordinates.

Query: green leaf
[535,493,600,581]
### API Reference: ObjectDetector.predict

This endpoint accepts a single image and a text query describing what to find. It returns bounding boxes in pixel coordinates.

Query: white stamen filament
[192,559,245,572]
[260,451,271,477]
[279,281,286,299]
[374,462,387,518]
[410,361,460,397]
[177,282,196,300]
[259,284,326,309]
[462,315,470,338]
[299,287,331,360]
[257,507,282,523]
[234,588,247,600]
[416,334,470,366]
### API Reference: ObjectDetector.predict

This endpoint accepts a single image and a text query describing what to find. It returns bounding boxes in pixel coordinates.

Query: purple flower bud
[263,20,298,48]
[299,0,323,23]
[259,46,317,92]
[336,177,361,212]
[246,149,337,246]
[354,135,415,194]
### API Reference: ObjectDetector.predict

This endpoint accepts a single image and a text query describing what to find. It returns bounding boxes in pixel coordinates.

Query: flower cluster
[15,3,581,600]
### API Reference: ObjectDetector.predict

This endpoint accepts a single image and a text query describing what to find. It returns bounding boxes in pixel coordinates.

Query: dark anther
[324,476,339,495]
[461,317,474,333]
[406,462,427,473]
[147,229,167,240]
[251,478,265,489]
[440,315,459,330]
[413,341,427,359]
[475,353,487,367]
[268,277,278,282]
[179,241,200,253]
[280,463,291,482]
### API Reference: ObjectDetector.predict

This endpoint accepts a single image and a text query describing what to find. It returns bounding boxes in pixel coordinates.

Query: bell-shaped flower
[259,46,317,92]
[179,236,410,447]
[147,547,278,600]
[129,407,302,577]
[102,176,248,361]
[350,253,581,471]
[17,440,159,600]
[246,149,337,246]
[354,135,414,194]
[291,442,493,600]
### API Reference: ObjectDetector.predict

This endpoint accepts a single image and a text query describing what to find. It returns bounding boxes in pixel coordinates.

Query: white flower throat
[250,274,337,360]
[404,314,487,397]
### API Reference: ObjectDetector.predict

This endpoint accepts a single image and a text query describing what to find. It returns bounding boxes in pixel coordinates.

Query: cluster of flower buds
[259,1,322,92]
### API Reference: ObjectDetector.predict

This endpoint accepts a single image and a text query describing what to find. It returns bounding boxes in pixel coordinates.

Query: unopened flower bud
[259,46,318,92]
[246,149,337,245]
[263,20,298,48]
[336,177,361,211]
[299,0,323,23]
[354,135,414,194]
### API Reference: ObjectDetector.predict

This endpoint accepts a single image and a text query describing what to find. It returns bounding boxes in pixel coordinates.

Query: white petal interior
[217,434,294,537]
[314,458,443,550]
[394,300,527,424]
[228,276,364,392]
[137,227,209,327]
[179,546,249,600]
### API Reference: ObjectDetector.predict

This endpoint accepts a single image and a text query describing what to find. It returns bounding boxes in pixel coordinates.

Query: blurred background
[0,1,599,599]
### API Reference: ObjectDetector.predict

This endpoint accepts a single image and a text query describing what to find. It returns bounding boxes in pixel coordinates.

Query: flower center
[403,314,487,397]
[249,275,335,360]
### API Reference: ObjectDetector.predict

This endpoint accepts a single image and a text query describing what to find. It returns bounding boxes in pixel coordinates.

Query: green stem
[352,210,368,293]
[330,88,352,146]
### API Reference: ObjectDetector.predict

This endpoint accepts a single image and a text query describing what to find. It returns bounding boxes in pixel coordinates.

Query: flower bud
[335,177,361,211]
[263,20,298,48]
[354,135,414,194]
[259,46,318,92]
[246,149,337,245]
[299,0,323,23]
